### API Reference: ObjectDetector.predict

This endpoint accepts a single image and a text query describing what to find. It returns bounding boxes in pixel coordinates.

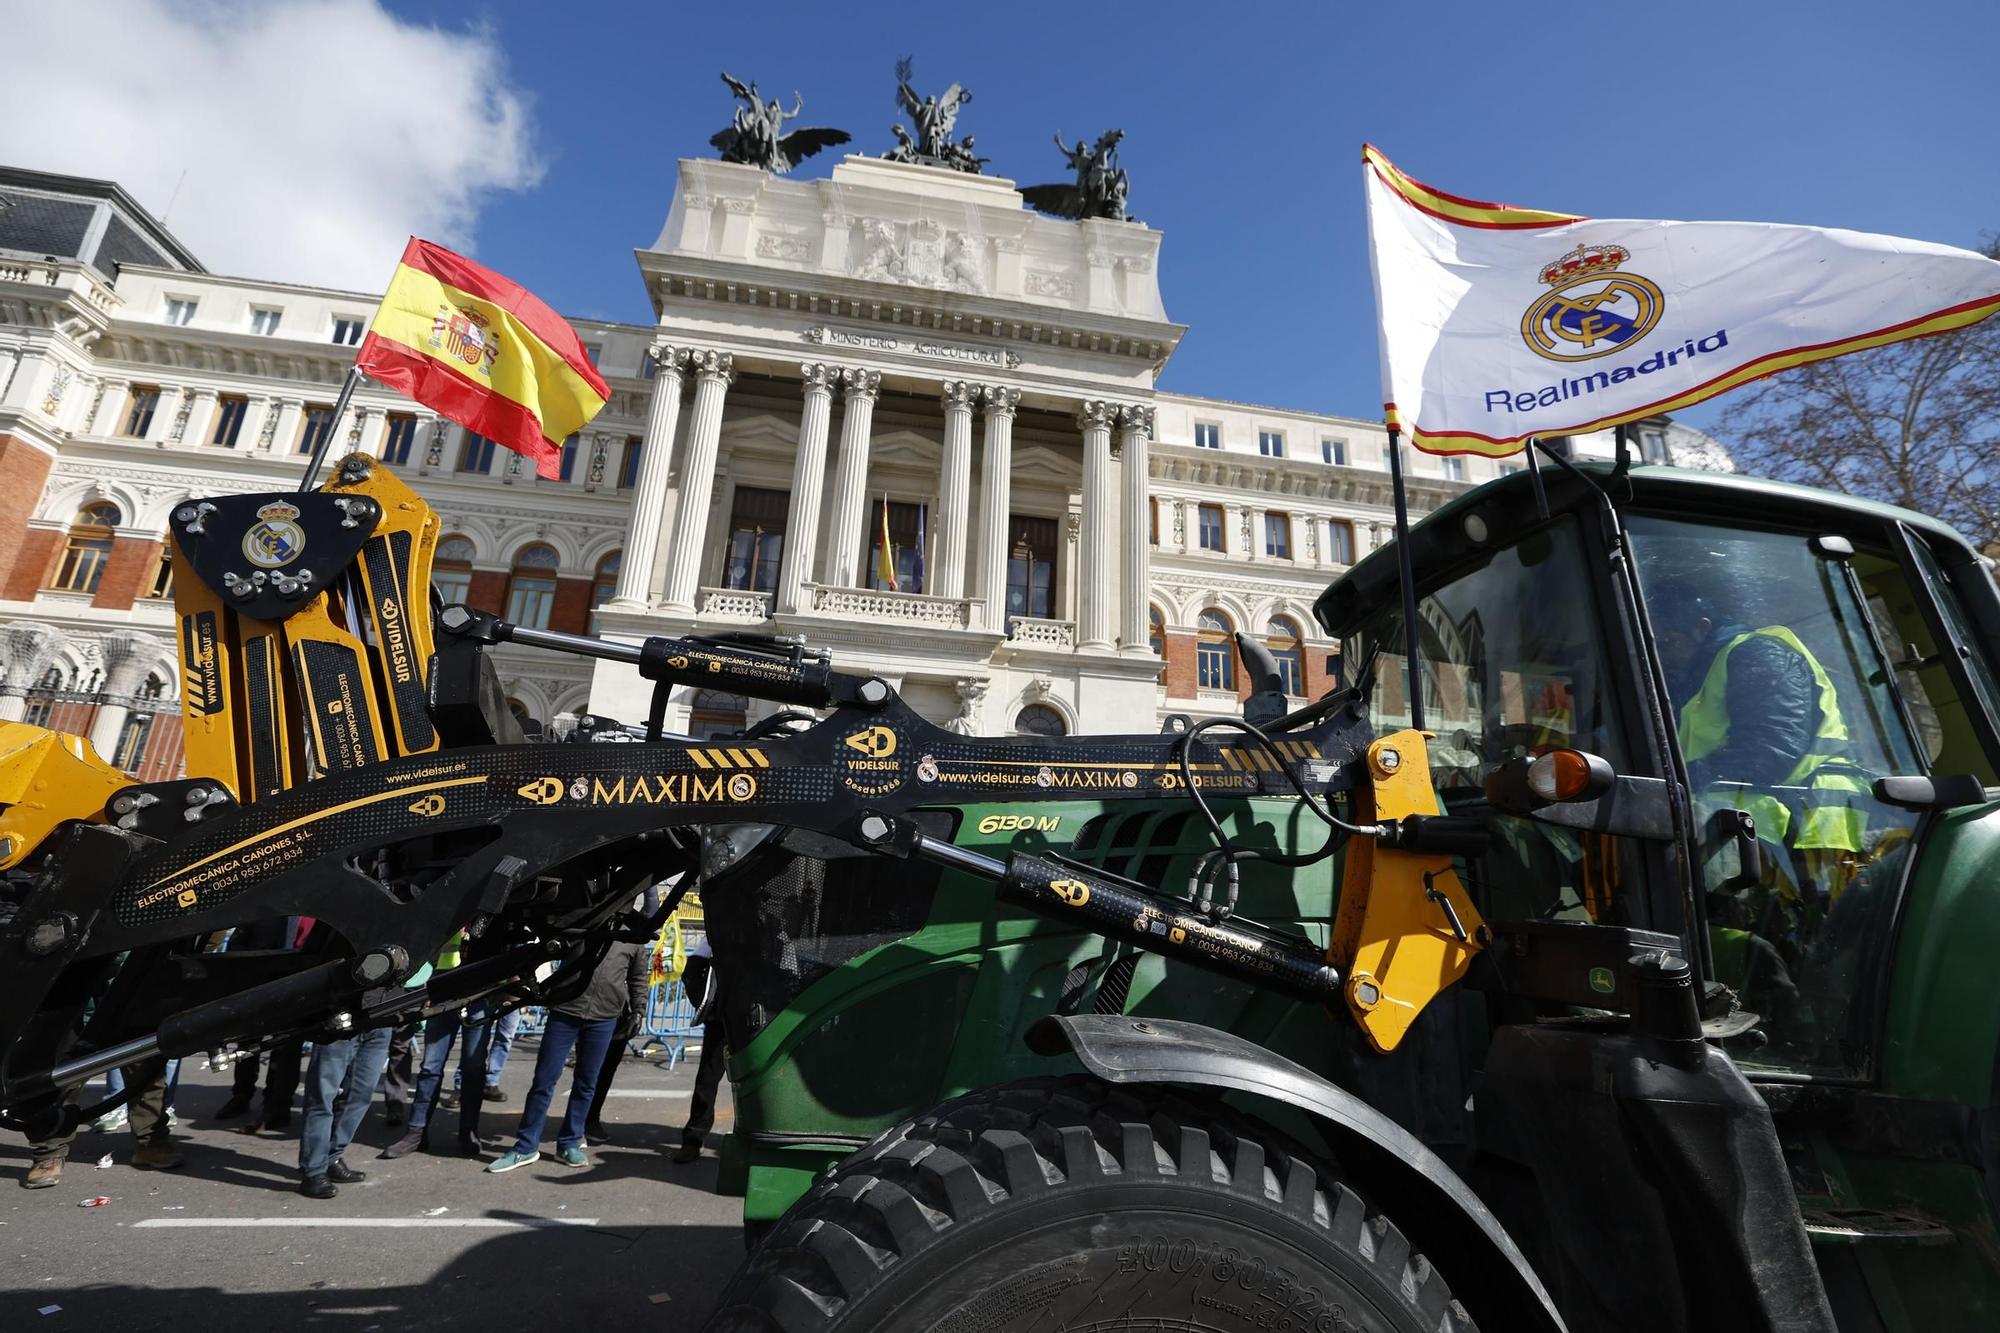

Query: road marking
[132,1217,600,1229]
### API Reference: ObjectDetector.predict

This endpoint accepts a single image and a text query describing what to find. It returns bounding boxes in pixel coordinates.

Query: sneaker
[555,1145,589,1169]
[131,1144,185,1171]
[22,1156,65,1189]
[89,1106,129,1134]
[485,1149,539,1174]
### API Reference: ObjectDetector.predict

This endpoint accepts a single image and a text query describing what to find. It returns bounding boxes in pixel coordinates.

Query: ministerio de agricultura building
[0,87,1725,774]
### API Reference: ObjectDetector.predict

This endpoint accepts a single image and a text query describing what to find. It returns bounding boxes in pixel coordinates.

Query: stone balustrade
[807,583,977,630]
[1005,617,1077,650]
[697,586,774,622]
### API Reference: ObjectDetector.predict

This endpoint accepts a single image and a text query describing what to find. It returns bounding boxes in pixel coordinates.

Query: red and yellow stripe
[1364,144,1582,231]
[355,238,609,479]
[1389,290,2000,458]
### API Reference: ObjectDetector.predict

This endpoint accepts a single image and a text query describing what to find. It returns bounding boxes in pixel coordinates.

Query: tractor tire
[704,1075,1476,1333]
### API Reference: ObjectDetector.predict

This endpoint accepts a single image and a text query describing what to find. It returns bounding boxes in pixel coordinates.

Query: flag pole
[298,366,366,492]
[1386,427,1425,733]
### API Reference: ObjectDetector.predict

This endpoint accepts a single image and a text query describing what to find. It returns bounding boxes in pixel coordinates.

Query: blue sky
[373,2,1998,430]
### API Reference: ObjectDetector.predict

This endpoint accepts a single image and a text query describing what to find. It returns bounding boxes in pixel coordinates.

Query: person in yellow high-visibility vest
[1653,587,1869,873]
[1652,583,1871,1008]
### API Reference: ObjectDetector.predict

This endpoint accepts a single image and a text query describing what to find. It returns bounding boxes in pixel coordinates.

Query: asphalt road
[2,1037,744,1332]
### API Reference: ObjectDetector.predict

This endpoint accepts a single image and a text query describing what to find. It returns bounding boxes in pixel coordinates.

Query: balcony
[805,583,978,630]
[696,586,774,622]
[1005,617,1076,650]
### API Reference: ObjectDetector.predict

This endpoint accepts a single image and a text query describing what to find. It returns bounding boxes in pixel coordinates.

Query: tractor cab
[1317,460,2000,1325]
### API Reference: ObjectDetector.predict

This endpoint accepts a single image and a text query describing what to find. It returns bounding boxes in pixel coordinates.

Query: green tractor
[2,451,1997,1332]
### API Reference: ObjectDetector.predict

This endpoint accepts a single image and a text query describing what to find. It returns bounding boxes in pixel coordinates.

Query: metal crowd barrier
[505,978,704,1069]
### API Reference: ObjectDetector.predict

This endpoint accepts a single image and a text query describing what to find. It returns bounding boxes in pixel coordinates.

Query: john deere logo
[1587,966,1617,995]
[516,776,565,805]
[242,501,307,568]
[1522,243,1664,363]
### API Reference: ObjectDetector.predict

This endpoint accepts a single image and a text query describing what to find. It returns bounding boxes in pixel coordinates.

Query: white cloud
[1,0,542,290]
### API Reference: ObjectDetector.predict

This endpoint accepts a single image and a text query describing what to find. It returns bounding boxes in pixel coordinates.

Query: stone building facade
[0,157,1719,766]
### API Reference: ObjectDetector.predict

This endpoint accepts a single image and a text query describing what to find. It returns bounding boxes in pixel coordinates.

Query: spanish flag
[875,495,898,591]
[355,238,610,478]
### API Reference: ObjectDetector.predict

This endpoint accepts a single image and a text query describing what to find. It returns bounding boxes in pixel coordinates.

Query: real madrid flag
[354,238,610,478]
[1363,145,2000,457]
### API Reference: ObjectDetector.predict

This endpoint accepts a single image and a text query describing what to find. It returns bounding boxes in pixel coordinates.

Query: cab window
[1627,515,1970,1078]
[1346,517,1645,929]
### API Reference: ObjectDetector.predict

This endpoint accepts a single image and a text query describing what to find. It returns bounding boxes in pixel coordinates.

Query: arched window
[1197,609,1235,691]
[49,502,121,593]
[1267,616,1305,697]
[504,543,560,629]
[432,534,475,605]
[689,689,749,740]
[1014,703,1067,736]
[1148,605,1165,657]
[145,548,174,601]
[592,550,621,607]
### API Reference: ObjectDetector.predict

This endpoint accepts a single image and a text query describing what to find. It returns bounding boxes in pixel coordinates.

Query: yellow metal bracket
[0,722,132,870]
[1330,729,1488,1052]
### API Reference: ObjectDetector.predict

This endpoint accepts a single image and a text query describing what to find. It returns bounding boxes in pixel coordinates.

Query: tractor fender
[1028,1012,1566,1333]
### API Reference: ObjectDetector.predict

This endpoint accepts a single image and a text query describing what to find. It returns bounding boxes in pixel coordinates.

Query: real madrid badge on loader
[1361,145,2000,457]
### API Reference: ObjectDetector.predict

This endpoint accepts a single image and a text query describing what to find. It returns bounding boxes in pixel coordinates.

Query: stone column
[268,399,304,455]
[151,386,187,444]
[821,368,881,588]
[612,344,686,606]
[409,412,440,470]
[932,380,976,600]
[1246,505,1266,561]
[354,407,387,457]
[91,380,130,436]
[659,350,734,614]
[1077,401,1116,650]
[86,630,159,762]
[0,621,63,723]
[777,362,836,614]
[0,347,18,406]
[1116,404,1154,655]
[973,386,1020,632]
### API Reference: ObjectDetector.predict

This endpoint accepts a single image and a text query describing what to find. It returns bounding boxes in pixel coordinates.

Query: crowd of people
[15,919,724,1200]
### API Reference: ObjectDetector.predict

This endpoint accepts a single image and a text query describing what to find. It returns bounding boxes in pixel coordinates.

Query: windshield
[1345,517,1645,927]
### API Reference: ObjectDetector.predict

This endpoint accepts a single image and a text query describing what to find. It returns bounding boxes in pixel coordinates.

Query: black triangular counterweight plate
[171,491,382,623]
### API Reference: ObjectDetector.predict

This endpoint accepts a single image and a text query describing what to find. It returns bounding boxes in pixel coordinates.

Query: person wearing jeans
[488,939,647,1173]
[297,1026,392,1198]
[380,999,491,1157]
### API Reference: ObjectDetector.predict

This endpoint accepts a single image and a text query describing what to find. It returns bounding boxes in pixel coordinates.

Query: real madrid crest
[241,501,307,569]
[1521,244,1664,362]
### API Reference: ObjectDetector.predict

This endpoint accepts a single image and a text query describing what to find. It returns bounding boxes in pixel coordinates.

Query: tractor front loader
[4,448,2000,1332]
